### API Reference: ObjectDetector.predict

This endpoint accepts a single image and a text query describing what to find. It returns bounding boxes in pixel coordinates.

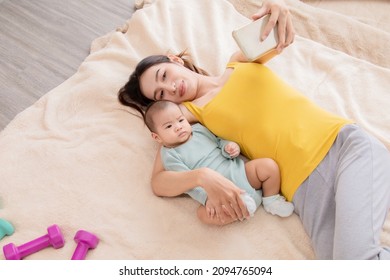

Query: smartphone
[232,15,279,63]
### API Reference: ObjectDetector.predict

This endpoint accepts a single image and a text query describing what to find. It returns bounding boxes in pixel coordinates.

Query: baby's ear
[151,132,162,143]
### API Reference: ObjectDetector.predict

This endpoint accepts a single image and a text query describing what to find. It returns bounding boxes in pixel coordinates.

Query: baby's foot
[262,194,294,217]
[240,193,257,218]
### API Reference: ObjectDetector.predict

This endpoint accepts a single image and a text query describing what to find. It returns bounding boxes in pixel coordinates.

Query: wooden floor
[0,0,135,130]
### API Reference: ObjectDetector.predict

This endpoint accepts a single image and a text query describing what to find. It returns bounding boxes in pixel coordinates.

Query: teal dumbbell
[0,219,14,240]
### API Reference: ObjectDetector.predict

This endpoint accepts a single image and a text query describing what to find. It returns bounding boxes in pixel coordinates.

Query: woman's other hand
[198,168,249,222]
[252,0,295,53]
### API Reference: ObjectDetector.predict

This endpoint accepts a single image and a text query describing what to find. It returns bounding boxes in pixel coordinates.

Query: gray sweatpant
[293,124,390,259]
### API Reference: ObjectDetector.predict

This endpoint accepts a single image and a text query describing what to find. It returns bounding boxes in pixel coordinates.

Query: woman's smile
[178,80,186,97]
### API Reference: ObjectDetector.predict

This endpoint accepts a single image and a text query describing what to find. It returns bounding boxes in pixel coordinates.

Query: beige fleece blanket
[0,0,389,260]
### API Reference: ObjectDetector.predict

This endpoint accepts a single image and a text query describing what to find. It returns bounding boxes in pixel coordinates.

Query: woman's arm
[151,146,205,197]
[151,146,250,220]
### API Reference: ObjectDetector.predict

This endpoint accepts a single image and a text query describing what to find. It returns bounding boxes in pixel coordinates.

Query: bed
[0,0,389,260]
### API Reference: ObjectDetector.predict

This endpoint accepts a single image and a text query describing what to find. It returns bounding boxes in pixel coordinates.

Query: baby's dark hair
[118,50,208,119]
[144,100,179,133]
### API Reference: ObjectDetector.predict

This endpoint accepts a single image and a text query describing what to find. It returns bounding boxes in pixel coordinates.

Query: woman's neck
[196,74,221,98]
[193,69,232,105]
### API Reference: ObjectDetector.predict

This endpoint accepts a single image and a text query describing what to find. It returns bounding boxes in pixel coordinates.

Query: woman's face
[139,61,198,104]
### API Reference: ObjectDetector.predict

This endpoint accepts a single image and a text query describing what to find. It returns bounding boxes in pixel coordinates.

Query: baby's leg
[244,158,280,196]
[245,158,294,217]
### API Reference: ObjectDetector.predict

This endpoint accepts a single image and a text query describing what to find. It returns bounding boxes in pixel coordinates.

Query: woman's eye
[162,71,166,80]
[159,91,164,99]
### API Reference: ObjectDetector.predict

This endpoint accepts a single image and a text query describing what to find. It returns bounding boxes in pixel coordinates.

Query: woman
[118,0,390,259]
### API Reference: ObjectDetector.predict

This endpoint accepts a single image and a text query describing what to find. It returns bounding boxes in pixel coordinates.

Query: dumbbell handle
[16,235,52,257]
[71,243,89,260]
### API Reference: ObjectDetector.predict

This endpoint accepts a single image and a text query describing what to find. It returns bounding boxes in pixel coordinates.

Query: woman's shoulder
[226,61,239,69]
[225,52,251,71]
[228,51,248,63]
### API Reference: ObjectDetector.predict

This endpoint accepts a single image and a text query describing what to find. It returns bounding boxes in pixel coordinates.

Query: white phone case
[232,15,279,63]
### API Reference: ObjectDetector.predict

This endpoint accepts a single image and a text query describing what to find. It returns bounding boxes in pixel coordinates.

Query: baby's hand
[224,142,240,158]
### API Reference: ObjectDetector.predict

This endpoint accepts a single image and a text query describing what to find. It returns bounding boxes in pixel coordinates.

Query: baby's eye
[162,71,166,80]
[165,124,172,129]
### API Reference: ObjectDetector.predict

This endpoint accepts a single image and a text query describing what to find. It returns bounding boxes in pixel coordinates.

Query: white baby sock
[240,193,257,217]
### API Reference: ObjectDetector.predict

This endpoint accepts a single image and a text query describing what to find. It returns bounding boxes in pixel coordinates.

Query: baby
[144,100,294,225]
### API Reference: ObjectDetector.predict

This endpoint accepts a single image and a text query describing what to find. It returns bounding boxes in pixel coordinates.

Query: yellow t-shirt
[183,62,353,201]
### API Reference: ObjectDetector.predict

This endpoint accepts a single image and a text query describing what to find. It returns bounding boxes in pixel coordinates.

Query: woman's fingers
[252,0,295,52]
[225,195,250,221]
[237,195,250,219]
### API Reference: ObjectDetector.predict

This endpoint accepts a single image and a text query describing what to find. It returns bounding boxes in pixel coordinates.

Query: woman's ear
[167,54,184,65]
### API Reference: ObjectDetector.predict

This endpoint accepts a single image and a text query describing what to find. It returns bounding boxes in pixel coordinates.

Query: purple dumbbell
[71,230,99,260]
[3,224,65,260]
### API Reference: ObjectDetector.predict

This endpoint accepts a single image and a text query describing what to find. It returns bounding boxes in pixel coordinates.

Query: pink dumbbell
[3,224,65,260]
[71,230,99,260]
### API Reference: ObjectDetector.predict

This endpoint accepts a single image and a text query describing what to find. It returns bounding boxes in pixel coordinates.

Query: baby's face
[152,105,192,148]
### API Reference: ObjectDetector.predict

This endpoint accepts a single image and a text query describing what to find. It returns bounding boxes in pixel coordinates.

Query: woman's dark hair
[118,50,208,119]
